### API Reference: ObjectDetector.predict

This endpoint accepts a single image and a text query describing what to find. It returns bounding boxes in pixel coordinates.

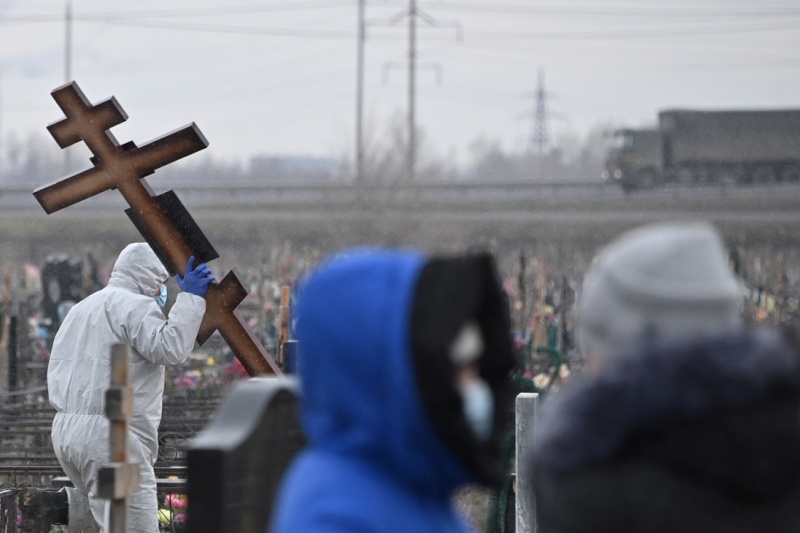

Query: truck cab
[603,129,661,190]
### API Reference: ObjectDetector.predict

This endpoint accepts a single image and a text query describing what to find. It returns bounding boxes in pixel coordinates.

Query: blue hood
[295,249,472,497]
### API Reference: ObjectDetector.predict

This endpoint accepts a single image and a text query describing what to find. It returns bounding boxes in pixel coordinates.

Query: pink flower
[163,493,187,509]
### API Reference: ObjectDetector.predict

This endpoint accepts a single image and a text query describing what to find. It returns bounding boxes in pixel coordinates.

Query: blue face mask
[154,284,168,308]
[461,378,494,442]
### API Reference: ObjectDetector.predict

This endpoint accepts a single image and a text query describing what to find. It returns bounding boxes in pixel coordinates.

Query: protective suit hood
[108,243,168,297]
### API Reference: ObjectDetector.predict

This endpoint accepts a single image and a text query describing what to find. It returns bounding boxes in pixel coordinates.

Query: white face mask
[450,321,493,441]
[461,377,494,442]
[451,322,484,365]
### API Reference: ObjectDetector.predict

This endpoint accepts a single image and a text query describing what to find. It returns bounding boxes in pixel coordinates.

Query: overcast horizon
[1,0,799,171]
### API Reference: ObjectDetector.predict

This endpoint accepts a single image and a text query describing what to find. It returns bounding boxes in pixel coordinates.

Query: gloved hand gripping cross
[177,256,216,297]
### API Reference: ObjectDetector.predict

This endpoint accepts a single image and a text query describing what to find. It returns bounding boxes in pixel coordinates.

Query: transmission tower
[531,69,550,154]
[355,0,365,183]
[378,1,461,183]
[0,69,3,180]
[64,0,73,176]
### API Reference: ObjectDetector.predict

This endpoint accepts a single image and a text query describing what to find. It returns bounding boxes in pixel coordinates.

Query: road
[1,180,798,267]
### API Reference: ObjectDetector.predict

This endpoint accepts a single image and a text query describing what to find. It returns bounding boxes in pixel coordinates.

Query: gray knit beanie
[577,221,742,364]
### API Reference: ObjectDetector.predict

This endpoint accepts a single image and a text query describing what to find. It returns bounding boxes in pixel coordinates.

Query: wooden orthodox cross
[98,343,140,532]
[33,81,280,376]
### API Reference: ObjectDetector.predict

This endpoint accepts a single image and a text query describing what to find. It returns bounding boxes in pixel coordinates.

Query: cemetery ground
[0,211,797,531]
[0,333,232,533]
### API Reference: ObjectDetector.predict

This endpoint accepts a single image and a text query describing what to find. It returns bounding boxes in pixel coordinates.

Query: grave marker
[98,343,140,532]
[516,392,538,533]
[187,377,306,532]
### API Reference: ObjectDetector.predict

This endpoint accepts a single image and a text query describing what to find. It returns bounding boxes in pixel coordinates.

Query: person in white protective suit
[44,243,214,532]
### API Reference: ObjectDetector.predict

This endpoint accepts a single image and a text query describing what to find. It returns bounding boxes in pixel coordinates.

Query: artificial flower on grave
[163,493,186,510]
[158,493,187,533]
[174,369,201,391]
[173,367,224,398]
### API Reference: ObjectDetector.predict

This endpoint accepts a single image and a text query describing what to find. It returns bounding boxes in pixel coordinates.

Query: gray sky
[1,0,799,171]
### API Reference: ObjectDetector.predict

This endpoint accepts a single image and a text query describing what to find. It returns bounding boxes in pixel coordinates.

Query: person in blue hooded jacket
[270,248,516,533]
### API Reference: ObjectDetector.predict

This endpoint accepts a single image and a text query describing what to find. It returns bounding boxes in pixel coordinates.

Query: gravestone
[98,343,140,533]
[516,393,538,533]
[186,377,306,533]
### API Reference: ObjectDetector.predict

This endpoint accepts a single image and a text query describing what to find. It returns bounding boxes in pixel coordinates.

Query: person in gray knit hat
[531,328,800,533]
[577,221,742,369]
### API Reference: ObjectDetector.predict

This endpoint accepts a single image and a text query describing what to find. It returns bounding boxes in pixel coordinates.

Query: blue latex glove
[176,256,215,297]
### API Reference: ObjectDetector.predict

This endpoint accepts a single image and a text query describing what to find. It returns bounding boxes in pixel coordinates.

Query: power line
[412,2,800,18]
[2,16,796,43]
[93,19,800,41]
[0,2,354,23]
[5,4,799,27]
[70,19,356,39]
[448,41,800,69]
[459,21,800,41]
[8,0,796,21]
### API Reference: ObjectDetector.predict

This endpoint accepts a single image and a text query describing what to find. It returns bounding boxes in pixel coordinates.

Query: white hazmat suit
[48,243,206,532]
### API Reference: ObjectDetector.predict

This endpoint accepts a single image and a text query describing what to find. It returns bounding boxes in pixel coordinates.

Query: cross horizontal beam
[35,82,207,214]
